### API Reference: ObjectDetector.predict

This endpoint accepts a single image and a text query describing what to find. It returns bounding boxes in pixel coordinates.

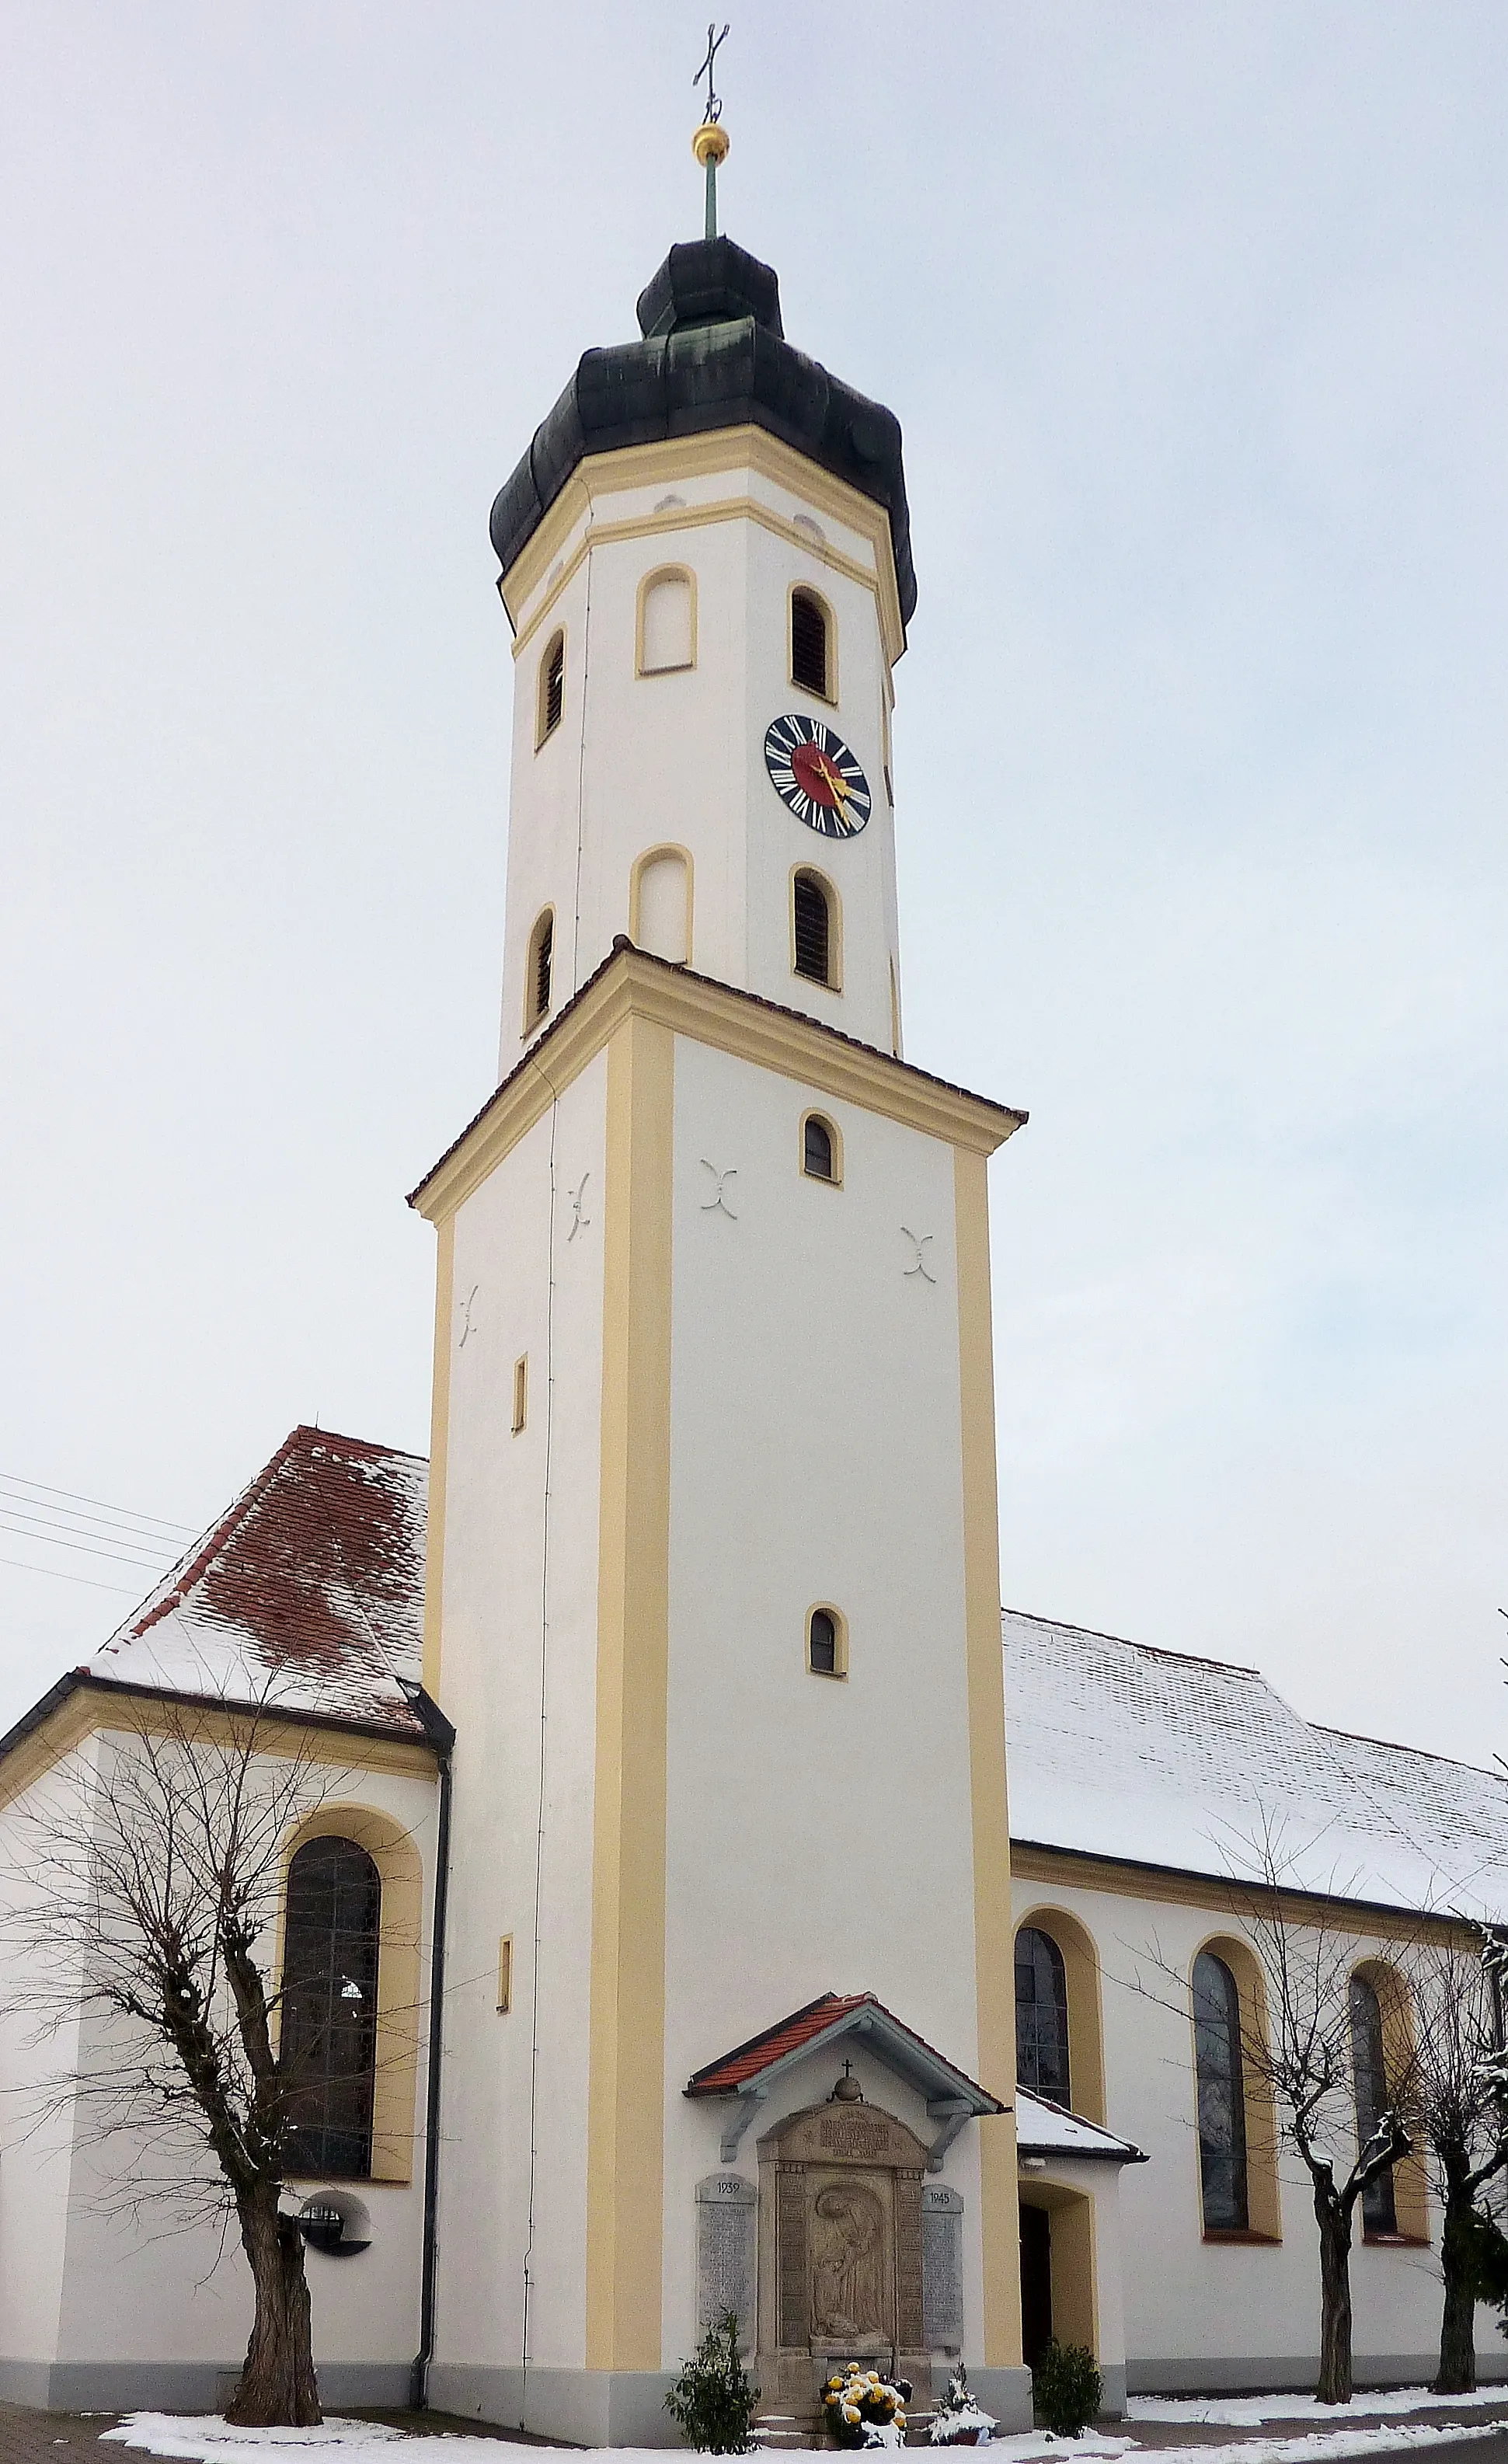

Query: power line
[0,1552,140,1596]
[0,1515,176,1574]
[0,1500,181,1562]
[0,1471,197,1539]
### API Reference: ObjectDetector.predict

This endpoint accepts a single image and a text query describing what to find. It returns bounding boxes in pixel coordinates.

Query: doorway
[1019,2201,1053,2369]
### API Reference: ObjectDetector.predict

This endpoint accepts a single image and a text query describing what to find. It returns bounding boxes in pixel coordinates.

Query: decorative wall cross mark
[458,1284,480,1347]
[900,1229,936,1284]
[567,1172,591,1242]
[700,1159,739,1219]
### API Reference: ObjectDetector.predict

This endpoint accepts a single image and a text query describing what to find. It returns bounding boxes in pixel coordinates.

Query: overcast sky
[1,2,1503,1767]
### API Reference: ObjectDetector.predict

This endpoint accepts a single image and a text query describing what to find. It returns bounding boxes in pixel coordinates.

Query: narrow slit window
[538,631,565,744]
[512,1354,528,1434]
[792,870,832,985]
[808,1607,843,1677]
[803,1114,835,1183]
[527,910,554,1028]
[790,588,830,698]
[496,1935,514,2015]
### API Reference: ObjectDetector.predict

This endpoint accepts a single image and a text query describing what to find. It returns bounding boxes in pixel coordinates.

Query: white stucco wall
[660,1033,989,2368]
[498,449,901,1072]
[1010,1870,1507,2389]
[430,1049,610,2379]
[0,1727,439,2403]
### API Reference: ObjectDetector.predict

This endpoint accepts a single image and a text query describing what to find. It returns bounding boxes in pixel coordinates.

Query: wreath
[821,2364,911,2448]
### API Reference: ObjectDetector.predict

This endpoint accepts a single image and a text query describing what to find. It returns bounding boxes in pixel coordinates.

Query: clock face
[764,713,872,839]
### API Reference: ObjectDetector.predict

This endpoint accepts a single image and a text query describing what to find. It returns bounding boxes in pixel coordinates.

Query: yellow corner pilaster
[586,1011,675,2369]
[955,1145,1023,2366]
[421,1215,454,1700]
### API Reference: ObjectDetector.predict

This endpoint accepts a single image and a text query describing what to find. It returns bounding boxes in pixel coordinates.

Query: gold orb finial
[692,120,730,169]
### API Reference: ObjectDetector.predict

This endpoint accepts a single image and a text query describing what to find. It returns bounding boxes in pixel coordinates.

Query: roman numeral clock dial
[763,714,872,840]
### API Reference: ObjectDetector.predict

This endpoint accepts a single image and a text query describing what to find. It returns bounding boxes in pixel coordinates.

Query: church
[2,134,1505,2444]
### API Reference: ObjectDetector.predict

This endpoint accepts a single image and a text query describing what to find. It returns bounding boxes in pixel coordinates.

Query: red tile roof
[89,1426,429,1738]
[687,1994,876,2094]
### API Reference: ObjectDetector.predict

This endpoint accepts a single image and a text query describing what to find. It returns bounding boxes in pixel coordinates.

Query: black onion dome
[489,236,915,628]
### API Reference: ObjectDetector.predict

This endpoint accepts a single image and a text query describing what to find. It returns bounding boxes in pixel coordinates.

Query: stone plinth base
[427,2361,680,2447]
[965,2363,1034,2433]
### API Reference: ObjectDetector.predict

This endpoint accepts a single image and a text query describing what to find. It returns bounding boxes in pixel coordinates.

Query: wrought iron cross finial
[694,21,730,123]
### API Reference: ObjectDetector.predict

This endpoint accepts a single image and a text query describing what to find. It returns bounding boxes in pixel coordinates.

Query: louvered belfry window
[540,632,565,741]
[790,589,829,696]
[792,871,831,985]
[280,1835,381,2180]
[526,910,554,1027]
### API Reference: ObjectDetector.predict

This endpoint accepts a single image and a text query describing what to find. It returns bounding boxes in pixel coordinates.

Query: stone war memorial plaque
[921,2183,963,2354]
[696,2171,757,2351]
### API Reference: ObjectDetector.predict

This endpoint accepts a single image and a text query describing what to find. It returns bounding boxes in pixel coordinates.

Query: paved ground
[5,2399,1508,2463]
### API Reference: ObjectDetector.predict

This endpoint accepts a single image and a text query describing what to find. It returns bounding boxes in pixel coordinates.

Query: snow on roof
[1003,1608,1508,1922]
[1015,2090,1146,2163]
[89,1427,429,1739]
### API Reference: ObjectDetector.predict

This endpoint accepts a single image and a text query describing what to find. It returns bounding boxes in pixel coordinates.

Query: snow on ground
[99,2410,1508,2464]
[1130,2393,1508,2426]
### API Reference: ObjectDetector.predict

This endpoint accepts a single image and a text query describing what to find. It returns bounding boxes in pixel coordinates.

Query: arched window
[537,629,565,745]
[802,1112,838,1183]
[632,846,691,964]
[281,1835,381,2180]
[526,908,554,1028]
[638,568,695,674]
[1015,1926,1071,2107]
[1350,1973,1398,2235]
[807,1605,846,1678]
[792,869,834,986]
[790,587,831,699]
[1193,1949,1249,2231]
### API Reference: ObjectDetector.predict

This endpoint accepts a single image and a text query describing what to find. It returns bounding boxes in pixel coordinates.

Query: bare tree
[1407,1929,1508,2392]
[0,1685,385,2427]
[1133,1824,1416,2405]
[1225,1839,1416,2402]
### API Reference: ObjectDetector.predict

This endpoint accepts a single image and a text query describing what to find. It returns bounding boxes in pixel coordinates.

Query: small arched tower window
[807,1605,846,1677]
[526,908,554,1029]
[1193,1949,1249,2232]
[1350,1972,1398,2235]
[281,1835,382,2180]
[1015,1925,1071,2108]
[638,568,695,674]
[792,869,835,987]
[790,587,831,699]
[801,1112,839,1184]
[632,846,691,965]
[537,629,565,746]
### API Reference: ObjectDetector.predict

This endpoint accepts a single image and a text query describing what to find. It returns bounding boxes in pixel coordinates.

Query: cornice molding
[408,944,1026,1225]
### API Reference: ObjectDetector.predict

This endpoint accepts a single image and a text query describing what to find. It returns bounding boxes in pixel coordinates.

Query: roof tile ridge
[1001,1605,1262,1679]
[291,1424,430,1469]
[1311,1721,1504,1782]
[102,1425,312,1651]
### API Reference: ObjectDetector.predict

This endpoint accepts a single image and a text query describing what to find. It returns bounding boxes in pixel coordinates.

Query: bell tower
[490,225,913,1069]
[411,110,1029,2449]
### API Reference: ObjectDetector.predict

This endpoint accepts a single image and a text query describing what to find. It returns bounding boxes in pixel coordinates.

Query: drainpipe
[409,1686,456,2412]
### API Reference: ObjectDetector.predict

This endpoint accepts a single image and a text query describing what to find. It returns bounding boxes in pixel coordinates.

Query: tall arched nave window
[1350,1970,1398,2235]
[280,1835,382,2179]
[1015,1923,1071,2108]
[1193,1948,1249,2231]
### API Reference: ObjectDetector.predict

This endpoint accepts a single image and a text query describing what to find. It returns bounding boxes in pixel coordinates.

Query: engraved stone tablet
[696,2171,757,2351]
[921,2184,964,2354]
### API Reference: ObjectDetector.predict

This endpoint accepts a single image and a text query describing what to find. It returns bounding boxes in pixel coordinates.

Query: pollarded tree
[1221,1828,1418,2404]
[0,1687,390,2426]
[1409,1929,1508,2392]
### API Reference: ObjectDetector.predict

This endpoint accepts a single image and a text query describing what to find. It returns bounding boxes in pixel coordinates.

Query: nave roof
[1004,1607,1508,1922]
